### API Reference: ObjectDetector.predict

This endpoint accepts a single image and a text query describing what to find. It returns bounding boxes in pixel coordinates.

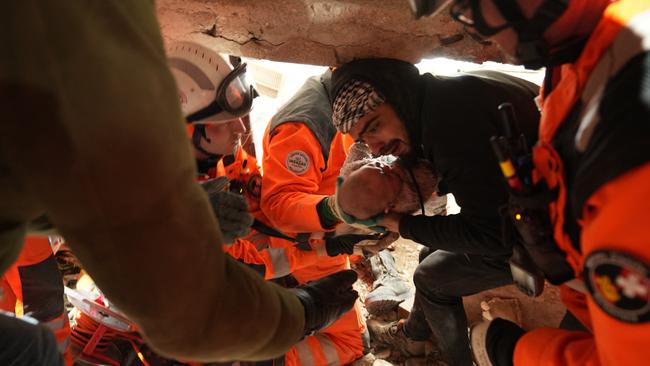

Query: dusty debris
[354,235,567,365]
[480,298,523,326]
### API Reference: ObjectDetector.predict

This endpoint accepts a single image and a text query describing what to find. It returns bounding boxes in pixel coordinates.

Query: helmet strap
[192,124,221,160]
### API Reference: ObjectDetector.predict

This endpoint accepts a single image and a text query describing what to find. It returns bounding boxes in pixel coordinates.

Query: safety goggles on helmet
[186,63,255,123]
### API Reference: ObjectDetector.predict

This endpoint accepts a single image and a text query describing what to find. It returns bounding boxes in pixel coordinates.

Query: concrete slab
[156,0,503,66]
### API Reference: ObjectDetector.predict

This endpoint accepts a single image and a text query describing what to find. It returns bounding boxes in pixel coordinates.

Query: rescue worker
[411,0,650,365]
[1,3,357,363]
[330,59,540,365]
[258,70,369,366]
[169,42,366,366]
[0,236,70,365]
[170,41,363,280]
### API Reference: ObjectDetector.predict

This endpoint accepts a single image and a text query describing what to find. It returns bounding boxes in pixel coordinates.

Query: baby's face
[339,161,404,219]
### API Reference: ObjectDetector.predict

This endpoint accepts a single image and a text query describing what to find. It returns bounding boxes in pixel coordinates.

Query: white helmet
[168,41,255,124]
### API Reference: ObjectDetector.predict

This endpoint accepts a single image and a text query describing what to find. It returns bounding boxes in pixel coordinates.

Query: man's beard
[393,149,420,169]
[392,160,437,214]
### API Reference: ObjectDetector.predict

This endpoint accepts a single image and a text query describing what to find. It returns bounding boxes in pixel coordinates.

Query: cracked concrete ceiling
[156,0,504,66]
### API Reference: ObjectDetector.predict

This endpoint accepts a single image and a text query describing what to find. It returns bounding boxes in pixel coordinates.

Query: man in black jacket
[330,58,540,366]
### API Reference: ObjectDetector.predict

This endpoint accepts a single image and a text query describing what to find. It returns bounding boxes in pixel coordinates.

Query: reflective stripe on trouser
[223,233,329,279]
[285,301,365,366]
[267,247,292,279]
[264,242,328,279]
[224,231,327,280]
[293,334,340,366]
[43,313,71,354]
[262,237,329,280]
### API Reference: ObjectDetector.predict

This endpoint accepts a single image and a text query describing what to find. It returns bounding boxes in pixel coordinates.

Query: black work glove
[290,270,358,336]
[324,233,380,256]
[471,318,525,366]
[201,178,254,243]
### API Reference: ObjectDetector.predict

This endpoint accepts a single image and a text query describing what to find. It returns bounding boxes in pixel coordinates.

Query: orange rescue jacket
[514,1,650,365]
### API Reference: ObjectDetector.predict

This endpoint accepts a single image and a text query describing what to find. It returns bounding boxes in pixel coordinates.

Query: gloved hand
[470,318,525,366]
[200,178,254,243]
[324,233,382,256]
[290,270,359,336]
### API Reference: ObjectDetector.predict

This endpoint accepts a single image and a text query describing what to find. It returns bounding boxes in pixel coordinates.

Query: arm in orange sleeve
[514,163,650,366]
[260,123,331,233]
[260,239,330,280]
[224,236,331,280]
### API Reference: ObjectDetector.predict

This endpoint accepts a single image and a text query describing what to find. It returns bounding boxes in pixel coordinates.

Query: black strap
[520,0,567,38]
[251,219,298,243]
[192,124,221,160]
[509,182,558,209]
[492,0,526,32]
[251,219,336,247]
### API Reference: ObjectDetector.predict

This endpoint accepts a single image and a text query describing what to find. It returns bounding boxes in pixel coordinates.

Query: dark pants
[404,248,512,366]
[0,311,63,366]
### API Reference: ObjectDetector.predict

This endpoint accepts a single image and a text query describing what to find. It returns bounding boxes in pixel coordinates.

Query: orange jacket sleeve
[224,237,329,280]
[260,239,329,280]
[514,163,650,366]
[260,123,331,233]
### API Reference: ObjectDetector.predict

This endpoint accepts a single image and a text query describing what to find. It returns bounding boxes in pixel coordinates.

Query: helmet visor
[218,63,254,115]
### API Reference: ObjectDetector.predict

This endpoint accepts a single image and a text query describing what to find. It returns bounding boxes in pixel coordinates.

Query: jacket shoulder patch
[285,150,310,175]
[584,250,650,323]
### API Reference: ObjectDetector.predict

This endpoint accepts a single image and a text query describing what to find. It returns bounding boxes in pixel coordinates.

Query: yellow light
[515,213,522,221]
[137,352,145,362]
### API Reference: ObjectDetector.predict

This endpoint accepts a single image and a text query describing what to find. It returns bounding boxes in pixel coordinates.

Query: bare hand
[379,212,401,233]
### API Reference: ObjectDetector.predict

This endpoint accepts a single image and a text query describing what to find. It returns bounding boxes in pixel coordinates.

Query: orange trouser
[287,258,366,366]
[224,232,366,366]
[1,236,72,365]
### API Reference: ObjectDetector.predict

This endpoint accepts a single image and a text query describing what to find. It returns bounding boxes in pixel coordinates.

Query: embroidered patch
[285,150,310,175]
[584,250,650,323]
